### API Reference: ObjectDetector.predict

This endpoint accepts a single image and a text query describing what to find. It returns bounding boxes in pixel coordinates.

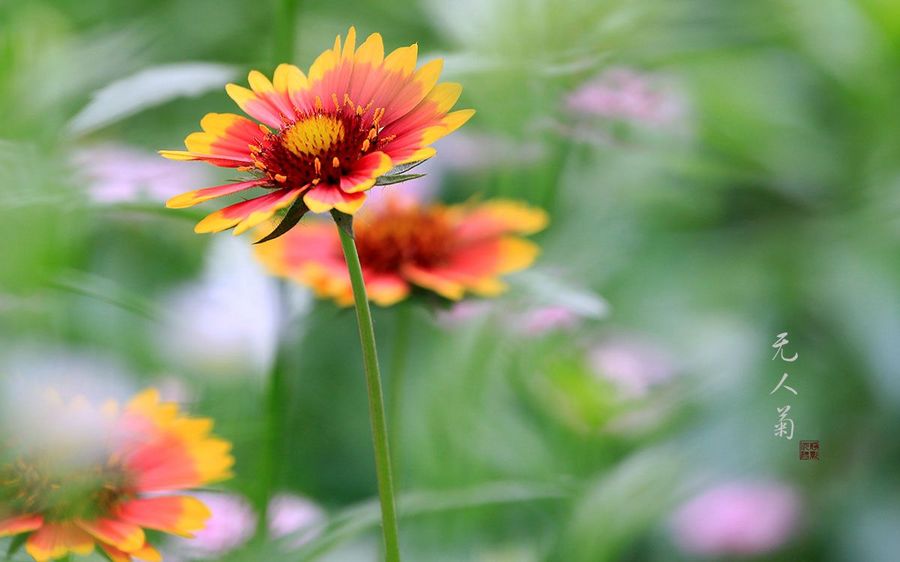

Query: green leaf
[385,159,430,176]
[6,533,27,559]
[253,199,310,244]
[375,173,426,186]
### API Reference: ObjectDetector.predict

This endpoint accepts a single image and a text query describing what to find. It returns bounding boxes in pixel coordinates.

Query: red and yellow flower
[0,389,233,562]
[161,27,474,235]
[254,196,548,306]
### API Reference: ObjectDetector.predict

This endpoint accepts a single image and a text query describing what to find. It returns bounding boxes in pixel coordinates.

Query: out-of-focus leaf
[67,63,237,136]
[555,446,688,562]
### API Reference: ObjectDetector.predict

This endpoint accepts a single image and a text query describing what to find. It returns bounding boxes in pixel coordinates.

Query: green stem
[274,0,299,63]
[257,282,290,539]
[332,211,402,562]
[388,304,412,478]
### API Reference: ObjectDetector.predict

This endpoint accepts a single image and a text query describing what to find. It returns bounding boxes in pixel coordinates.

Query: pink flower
[268,493,325,549]
[164,492,326,559]
[518,305,581,336]
[589,336,675,398]
[669,481,801,557]
[170,492,256,559]
[566,68,683,127]
[72,144,212,204]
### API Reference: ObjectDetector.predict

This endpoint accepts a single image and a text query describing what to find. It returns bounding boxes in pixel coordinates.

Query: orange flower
[0,389,233,562]
[162,27,474,235]
[254,196,548,306]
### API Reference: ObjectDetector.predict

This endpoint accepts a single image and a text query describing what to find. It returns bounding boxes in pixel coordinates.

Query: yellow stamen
[274,174,287,183]
[332,156,340,168]
[361,139,370,152]
[283,115,346,157]
[314,157,321,174]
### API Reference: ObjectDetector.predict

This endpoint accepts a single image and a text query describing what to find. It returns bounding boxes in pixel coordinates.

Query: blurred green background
[2,0,899,560]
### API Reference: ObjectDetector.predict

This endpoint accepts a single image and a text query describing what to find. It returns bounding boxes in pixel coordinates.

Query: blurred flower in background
[161,27,474,234]
[0,384,233,562]
[589,335,676,399]
[268,493,325,549]
[165,491,324,559]
[165,492,256,560]
[156,237,285,380]
[669,481,802,557]
[255,195,547,306]
[71,144,213,205]
[565,68,684,129]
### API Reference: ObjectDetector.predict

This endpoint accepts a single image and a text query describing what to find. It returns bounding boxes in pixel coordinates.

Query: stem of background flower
[332,211,402,562]
[256,281,290,539]
[388,304,412,479]
[274,0,299,62]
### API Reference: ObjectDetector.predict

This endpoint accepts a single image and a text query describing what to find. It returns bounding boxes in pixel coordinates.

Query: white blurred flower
[156,237,288,379]
[0,348,135,466]
[72,143,212,204]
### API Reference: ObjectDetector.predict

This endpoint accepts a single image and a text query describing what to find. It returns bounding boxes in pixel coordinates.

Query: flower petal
[123,390,234,492]
[402,264,466,300]
[0,514,43,537]
[116,496,211,538]
[132,542,162,562]
[380,81,474,164]
[340,151,393,193]
[183,113,265,161]
[453,200,549,240]
[226,82,285,128]
[158,150,251,168]
[303,183,366,214]
[366,273,410,306]
[193,188,303,234]
[165,179,268,209]
[77,519,145,553]
[99,542,132,562]
[26,523,95,561]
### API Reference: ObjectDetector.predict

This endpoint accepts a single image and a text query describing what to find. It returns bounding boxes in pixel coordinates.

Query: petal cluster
[254,196,548,306]
[162,27,474,234]
[0,389,233,562]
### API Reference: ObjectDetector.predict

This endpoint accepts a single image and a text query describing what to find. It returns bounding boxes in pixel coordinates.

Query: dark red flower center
[355,205,455,273]
[250,96,386,190]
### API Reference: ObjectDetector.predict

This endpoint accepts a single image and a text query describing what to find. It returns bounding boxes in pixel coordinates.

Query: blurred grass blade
[49,270,158,320]
[295,480,571,560]
[67,63,237,136]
